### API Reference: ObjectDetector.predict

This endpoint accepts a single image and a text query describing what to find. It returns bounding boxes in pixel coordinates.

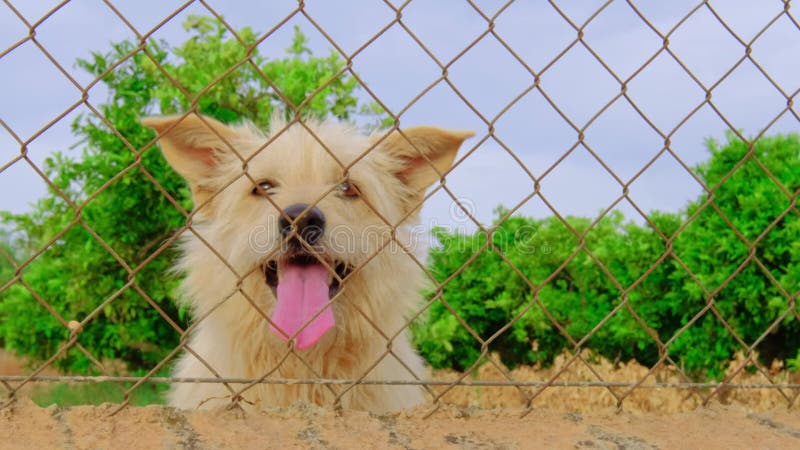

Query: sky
[1,0,799,233]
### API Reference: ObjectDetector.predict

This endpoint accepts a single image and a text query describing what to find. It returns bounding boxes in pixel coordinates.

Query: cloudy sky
[1,0,798,232]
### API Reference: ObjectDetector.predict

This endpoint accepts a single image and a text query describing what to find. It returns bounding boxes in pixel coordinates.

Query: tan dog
[142,113,472,412]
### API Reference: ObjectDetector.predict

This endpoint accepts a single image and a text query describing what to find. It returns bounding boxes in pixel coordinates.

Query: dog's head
[142,113,472,348]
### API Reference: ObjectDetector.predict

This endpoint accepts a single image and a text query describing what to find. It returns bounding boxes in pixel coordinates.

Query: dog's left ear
[378,126,474,202]
[141,113,238,206]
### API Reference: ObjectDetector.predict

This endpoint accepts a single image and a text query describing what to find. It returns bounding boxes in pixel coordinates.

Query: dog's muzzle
[260,204,353,349]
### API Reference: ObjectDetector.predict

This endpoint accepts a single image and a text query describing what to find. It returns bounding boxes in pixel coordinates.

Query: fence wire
[1,0,799,416]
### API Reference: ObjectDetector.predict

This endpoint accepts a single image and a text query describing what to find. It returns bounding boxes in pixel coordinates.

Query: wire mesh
[1,0,799,416]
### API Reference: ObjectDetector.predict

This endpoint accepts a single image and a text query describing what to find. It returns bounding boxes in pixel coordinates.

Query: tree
[0,228,15,348]
[0,16,382,374]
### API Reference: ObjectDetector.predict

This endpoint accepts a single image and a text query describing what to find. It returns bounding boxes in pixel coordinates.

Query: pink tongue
[270,264,335,349]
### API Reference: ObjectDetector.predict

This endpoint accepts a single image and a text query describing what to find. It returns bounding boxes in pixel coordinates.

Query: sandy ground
[1,399,799,449]
[3,350,800,449]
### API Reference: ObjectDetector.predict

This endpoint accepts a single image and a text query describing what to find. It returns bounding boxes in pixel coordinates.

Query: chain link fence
[1,0,799,415]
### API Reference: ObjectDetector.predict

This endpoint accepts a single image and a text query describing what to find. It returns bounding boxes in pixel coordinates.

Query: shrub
[415,133,800,379]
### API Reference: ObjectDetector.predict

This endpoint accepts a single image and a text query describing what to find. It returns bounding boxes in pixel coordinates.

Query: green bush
[414,133,800,379]
[0,16,382,374]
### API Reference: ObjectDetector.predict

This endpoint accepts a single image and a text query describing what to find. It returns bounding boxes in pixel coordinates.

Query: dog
[141,113,472,412]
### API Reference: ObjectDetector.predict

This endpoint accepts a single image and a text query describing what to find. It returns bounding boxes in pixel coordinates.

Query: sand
[1,399,799,449]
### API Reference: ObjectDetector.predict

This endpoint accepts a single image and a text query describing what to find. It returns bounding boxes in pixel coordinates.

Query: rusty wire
[1,0,799,415]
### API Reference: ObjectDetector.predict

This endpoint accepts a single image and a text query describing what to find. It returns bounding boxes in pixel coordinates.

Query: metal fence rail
[1,0,799,416]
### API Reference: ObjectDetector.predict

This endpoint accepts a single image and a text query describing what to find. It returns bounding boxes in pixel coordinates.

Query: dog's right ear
[141,114,238,204]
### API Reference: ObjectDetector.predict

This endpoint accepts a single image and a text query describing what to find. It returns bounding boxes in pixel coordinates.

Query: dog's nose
[279,204,325,245]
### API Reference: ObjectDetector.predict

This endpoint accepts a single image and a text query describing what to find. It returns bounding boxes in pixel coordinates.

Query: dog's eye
[252,180,276,196]
[338,181,360,198]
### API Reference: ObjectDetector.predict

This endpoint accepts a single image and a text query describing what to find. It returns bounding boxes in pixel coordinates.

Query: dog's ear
[378,126,473,205]
[141,114,238,205]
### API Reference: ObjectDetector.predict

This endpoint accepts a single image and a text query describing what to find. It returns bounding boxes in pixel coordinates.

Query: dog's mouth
[261,251,352,350]
[263,253,351,298]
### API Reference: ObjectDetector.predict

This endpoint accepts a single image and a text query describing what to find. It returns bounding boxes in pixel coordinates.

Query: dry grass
[3,349,798,412]
[433,351,800,413]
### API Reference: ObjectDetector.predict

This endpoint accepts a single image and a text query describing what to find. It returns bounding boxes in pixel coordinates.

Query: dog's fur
[142,113,472,412]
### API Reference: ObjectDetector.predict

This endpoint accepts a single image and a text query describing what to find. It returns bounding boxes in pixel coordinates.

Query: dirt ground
[2,350,800,449]
[1,399,799,449]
